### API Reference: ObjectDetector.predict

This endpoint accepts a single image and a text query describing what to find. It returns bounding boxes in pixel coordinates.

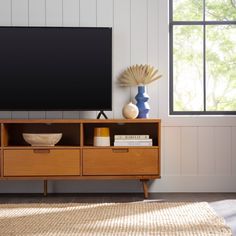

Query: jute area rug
[0,201,232,236]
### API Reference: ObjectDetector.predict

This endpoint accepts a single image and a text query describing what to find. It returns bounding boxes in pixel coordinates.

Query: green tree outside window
[170,0,236,114]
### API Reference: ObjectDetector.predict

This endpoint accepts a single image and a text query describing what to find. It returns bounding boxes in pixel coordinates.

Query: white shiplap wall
[0,0,235,193]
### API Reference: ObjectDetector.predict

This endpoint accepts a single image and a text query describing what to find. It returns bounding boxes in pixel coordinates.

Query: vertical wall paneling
[157,0,168,119]
[198,127,215,175]
[164,127,181,176]
[11,111,29,119]
[0,0,235,192]
[97,0,114,119]
[147,0,158,66]
[29,111,46,119]
[232,127,236,175]
[147,0,158,118]
[45,111,63,119]
[29,112,46,119]
[63,0,80,26]
[0,112,11,119]
[12,0,28,26]
[130,0,148,99]
[80,0,96,27]
[0,0,11,25]
[97,0,113,27]
[79,0,97,118]
[215,127,231,175]
[181,127,198,175]
[62,111,80,119]
[113,0,131,118]
[29,0,46,26]
[46,0,63,26]
[130,0,148,65]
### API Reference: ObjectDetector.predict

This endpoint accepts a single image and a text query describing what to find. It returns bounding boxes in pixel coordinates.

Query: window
[169,0,236,115]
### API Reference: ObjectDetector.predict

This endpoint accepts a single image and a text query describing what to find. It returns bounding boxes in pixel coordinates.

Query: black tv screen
[0,27,112,111]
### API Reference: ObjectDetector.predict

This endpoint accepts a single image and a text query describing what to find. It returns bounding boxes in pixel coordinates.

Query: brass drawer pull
[112,149,129,153]
[33,149,50,154]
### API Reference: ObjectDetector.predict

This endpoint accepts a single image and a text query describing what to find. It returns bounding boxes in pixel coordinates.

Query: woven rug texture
[0,201,232,236]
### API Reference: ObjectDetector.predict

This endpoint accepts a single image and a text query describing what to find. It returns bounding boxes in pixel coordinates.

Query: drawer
[4,149,80,176]
[83,148,159,175]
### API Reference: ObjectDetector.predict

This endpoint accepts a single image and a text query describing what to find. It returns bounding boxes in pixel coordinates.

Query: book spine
[114,140,153,146]
[114,139,152,142]
[114,135,149,140]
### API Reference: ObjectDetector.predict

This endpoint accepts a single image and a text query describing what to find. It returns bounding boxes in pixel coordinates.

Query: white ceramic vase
[122,102,139,119]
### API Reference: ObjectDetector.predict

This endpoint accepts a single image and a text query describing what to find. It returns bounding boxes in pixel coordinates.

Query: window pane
[205,0,236,21]
[173,26,204,111]
[173,0,203,21]
[206,25,236,111]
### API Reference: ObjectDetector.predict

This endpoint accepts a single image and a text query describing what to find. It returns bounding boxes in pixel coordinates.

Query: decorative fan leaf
[118,64,162,87]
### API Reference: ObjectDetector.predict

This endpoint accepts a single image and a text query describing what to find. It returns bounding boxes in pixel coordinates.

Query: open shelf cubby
[83,122,159,147]
[2,123,80,147]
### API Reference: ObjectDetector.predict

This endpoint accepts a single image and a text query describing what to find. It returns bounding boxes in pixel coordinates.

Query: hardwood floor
[0,193,235,235]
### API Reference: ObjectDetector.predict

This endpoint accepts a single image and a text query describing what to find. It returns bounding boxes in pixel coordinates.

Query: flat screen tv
[0,27,112,111]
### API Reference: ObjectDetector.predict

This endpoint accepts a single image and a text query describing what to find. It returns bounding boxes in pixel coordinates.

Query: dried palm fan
[118,64,162,87]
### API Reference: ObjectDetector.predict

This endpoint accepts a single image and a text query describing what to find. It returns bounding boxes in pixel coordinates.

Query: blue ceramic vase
[135,86,150,118]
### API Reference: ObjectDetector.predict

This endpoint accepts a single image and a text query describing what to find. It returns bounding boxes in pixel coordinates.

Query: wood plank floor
[0,193,235,235]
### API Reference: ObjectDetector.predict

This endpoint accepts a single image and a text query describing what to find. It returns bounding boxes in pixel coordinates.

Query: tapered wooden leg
[140,179,149,199]
[44,180,48,196]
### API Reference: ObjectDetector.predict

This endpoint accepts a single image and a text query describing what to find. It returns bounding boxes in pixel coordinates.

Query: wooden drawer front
[4,149,80,176]
[83,148,158,175]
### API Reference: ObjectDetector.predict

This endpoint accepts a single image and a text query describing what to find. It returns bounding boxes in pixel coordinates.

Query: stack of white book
[114,135,153,146]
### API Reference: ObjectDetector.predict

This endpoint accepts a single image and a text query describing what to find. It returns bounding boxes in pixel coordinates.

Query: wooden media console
[0,119,161,198]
